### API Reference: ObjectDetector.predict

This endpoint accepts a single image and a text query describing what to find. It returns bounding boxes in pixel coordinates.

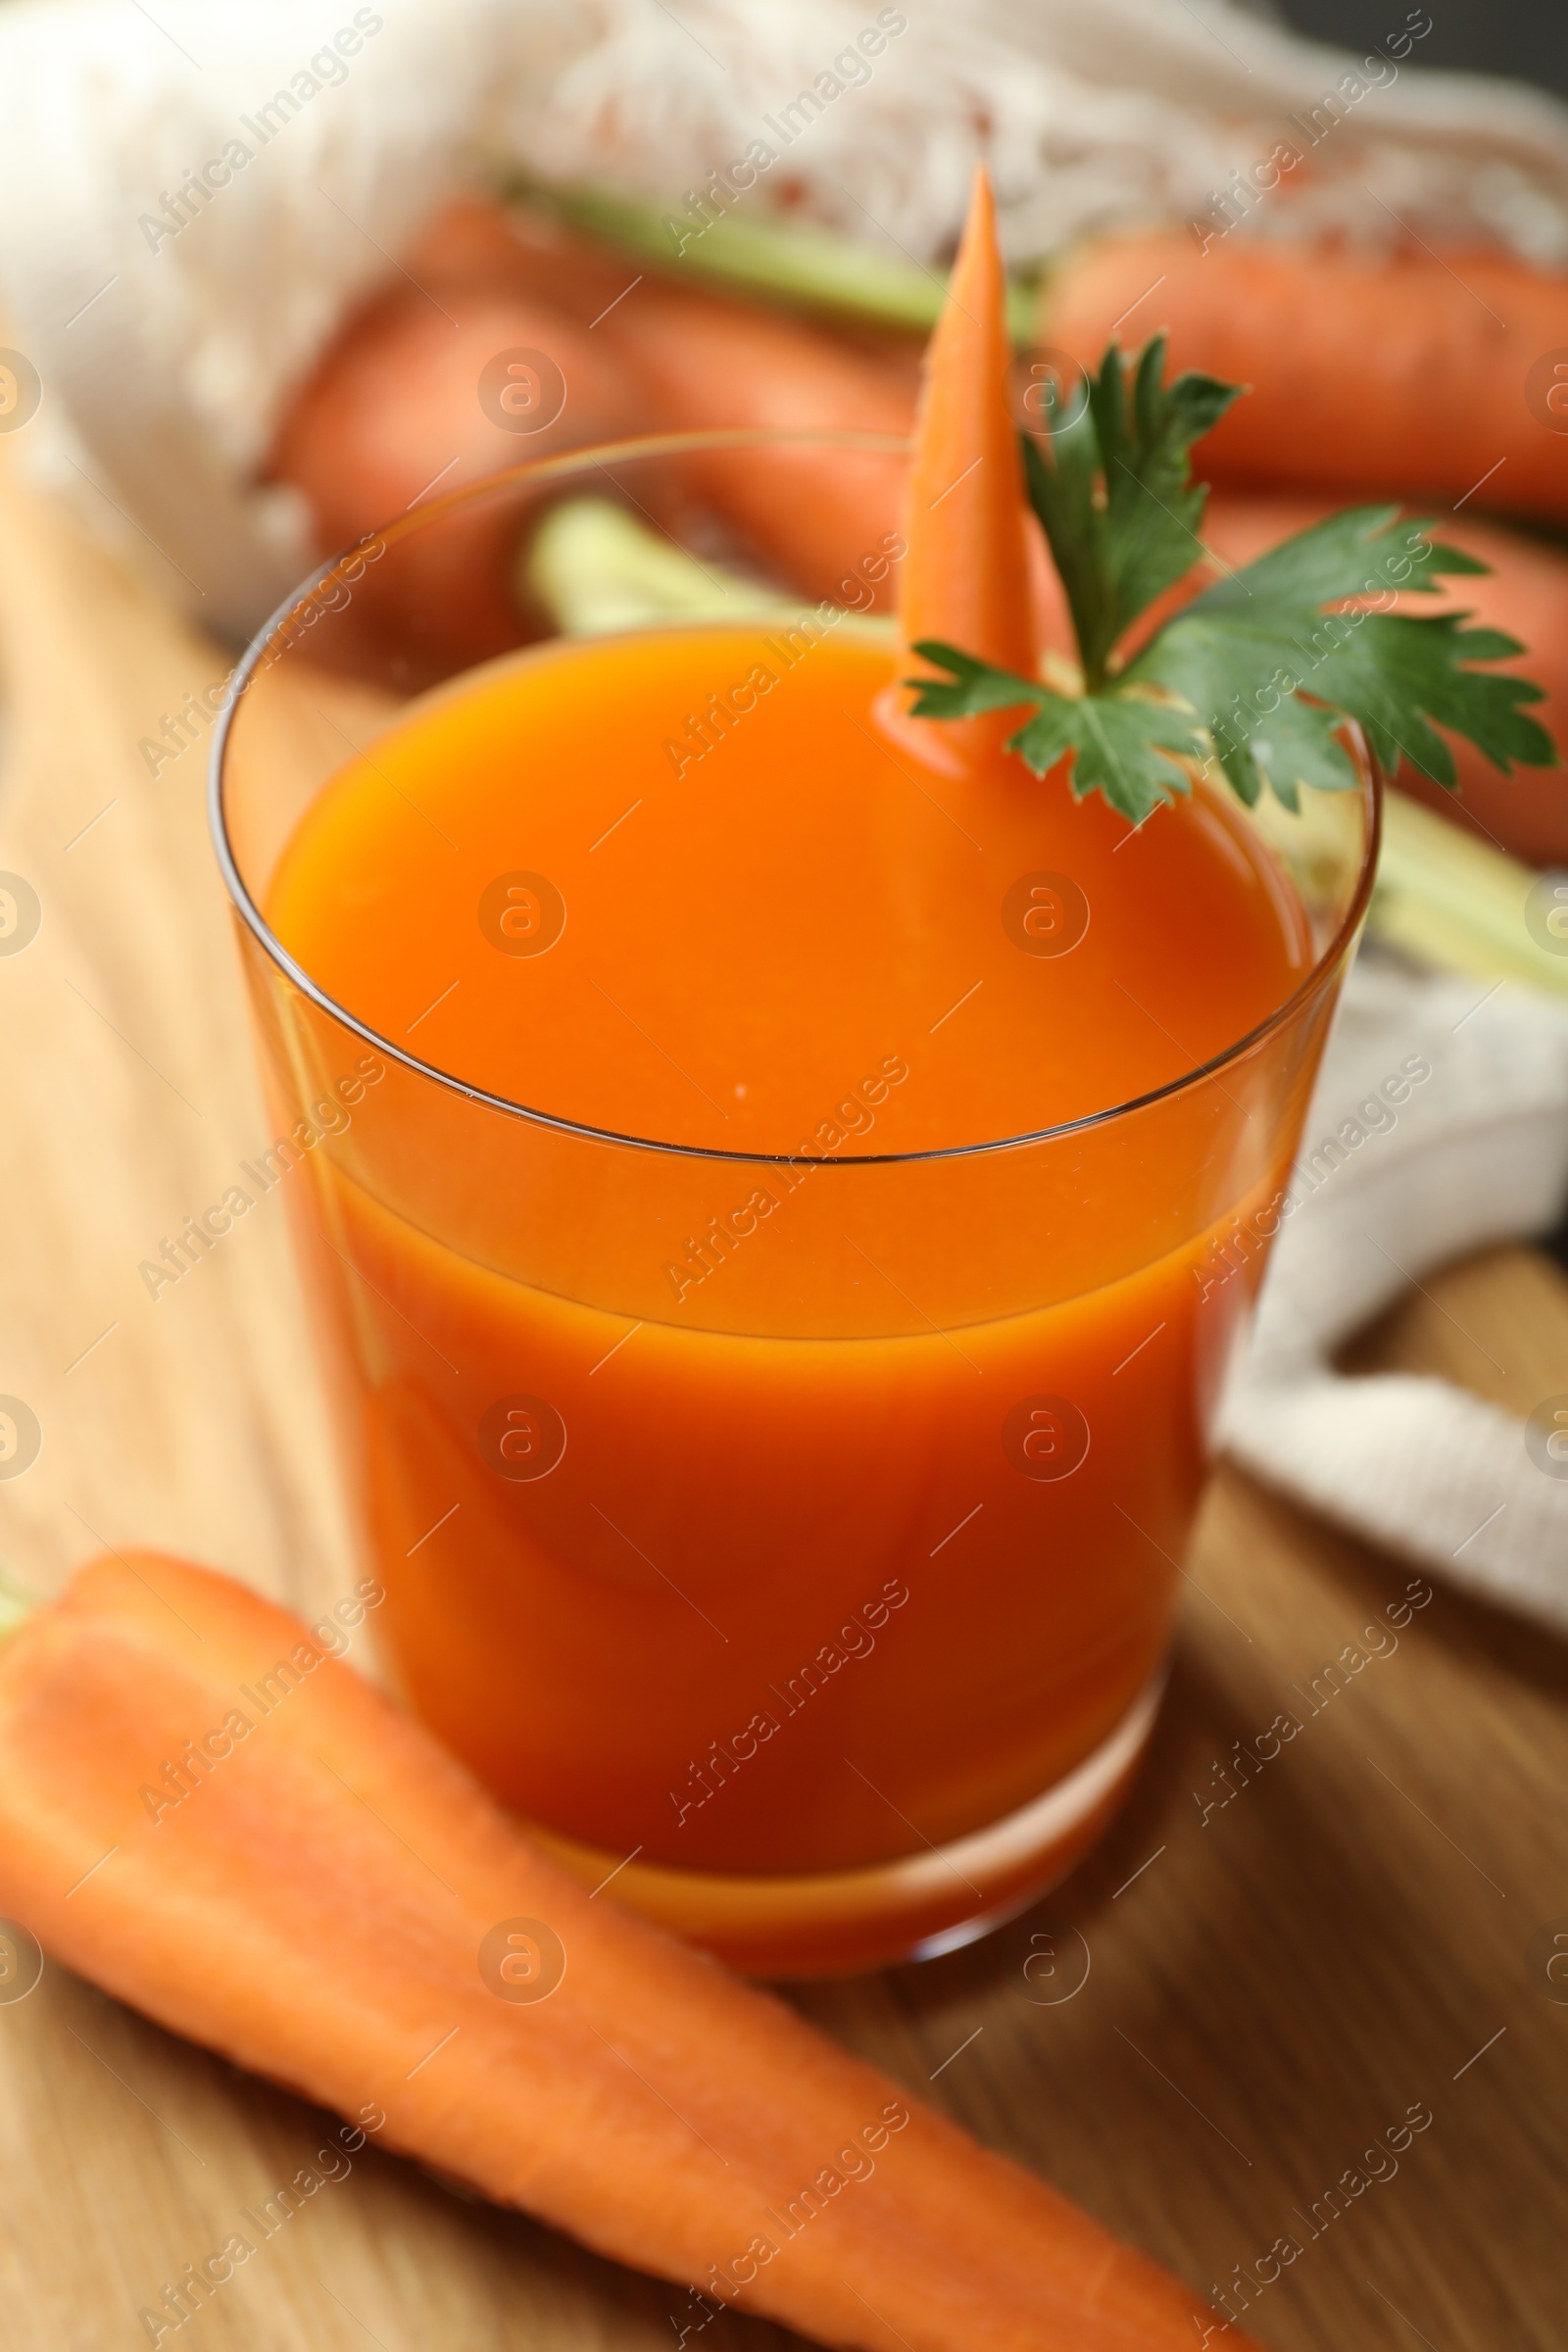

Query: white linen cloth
[1222,955,1568,1630]
[3,0,1568,635]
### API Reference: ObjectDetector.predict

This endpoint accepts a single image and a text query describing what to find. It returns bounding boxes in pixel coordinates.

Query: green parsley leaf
[1006,691,1213,827]
[1021,338,1240,692]
[906,342,1556,823]
[1132,507,1551,808]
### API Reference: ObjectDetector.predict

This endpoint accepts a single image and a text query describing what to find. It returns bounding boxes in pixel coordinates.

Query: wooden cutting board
[0,440,1564,2352]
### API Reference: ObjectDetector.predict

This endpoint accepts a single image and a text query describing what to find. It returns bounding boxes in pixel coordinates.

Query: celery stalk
[518,180,1039,341]
[0,1577,33,1644]
[1369,789,1568,999]
[524,499,798,635]
[524,497,895,642]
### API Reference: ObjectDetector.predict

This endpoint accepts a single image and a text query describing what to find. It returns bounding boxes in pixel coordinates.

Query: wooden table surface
[1,444,1564,2352]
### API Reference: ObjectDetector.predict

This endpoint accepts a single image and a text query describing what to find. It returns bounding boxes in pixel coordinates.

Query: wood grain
[0,442,1563,2352]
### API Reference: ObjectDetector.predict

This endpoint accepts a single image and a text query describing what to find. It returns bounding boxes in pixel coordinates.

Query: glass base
[522,1663,1167,1978]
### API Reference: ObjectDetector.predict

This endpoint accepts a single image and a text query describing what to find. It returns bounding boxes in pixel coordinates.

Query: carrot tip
[898,166,1037,687]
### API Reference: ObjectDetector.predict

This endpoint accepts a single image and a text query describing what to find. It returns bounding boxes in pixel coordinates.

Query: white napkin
[1221,954,1568,1629]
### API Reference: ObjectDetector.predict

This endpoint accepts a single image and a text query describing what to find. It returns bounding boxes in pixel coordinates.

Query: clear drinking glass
[211,432,1377,1976]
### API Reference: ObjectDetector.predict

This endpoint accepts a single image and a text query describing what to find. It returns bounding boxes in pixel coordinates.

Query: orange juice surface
[265,624,1310,1881]
[272,628,1305,1153]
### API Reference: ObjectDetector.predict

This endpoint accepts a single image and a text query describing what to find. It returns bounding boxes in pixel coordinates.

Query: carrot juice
[217,173,1371,1972]
[247,612,1335,1969]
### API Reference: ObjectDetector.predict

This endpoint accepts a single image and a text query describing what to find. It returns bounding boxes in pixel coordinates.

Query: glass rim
[209,427,1383,1170]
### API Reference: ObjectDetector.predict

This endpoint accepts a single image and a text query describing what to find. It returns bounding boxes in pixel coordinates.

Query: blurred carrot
[400,194,640,318]
[1044,229,1568,522]
[416,198,926,604]
[1202,490,1568,862]
[269,194,922,645]
[592,275,914,602]
[269,262,644,663]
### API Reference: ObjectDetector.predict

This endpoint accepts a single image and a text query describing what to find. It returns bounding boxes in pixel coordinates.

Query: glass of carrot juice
[211,429,1375,1977]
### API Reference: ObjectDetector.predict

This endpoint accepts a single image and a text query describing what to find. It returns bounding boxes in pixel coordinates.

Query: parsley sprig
[906,338,1555,823]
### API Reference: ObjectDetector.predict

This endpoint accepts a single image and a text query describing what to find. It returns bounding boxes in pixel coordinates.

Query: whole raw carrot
[269,270,645,662]
[1044,229,1568,521]
[405,195,924,397]
[270,194,919,636]
[591,274,915,603]
[0,1554,1248,2352]
[1202,490,1568,861]
[400,194,642,321]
